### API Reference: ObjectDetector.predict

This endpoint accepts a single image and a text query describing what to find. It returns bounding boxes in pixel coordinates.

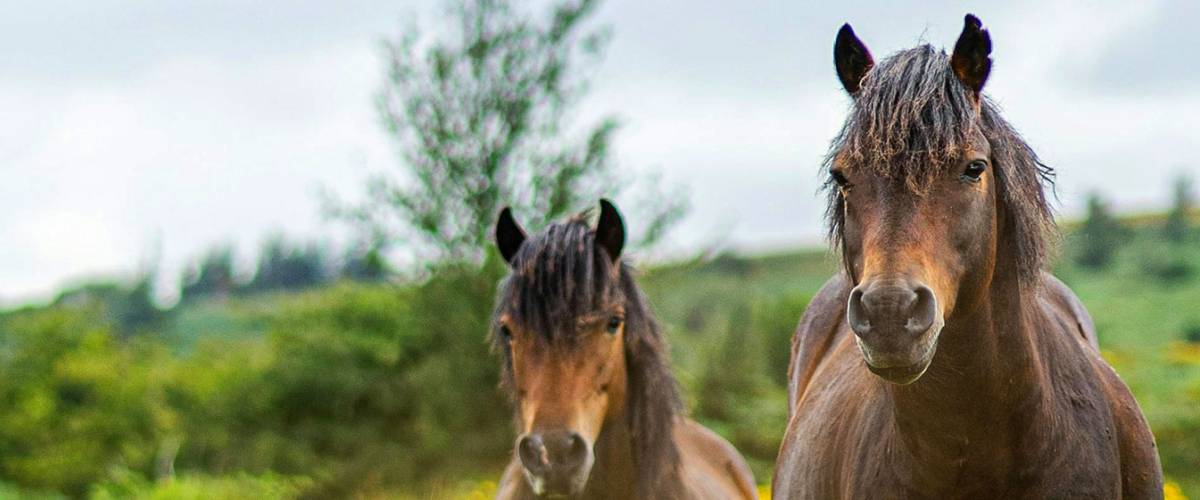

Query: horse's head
[491,200,632,497]
[827,15,1054,384]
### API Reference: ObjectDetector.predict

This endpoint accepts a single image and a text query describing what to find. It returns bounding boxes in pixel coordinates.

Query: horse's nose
[848,281,937,337]
[518,430,589,476]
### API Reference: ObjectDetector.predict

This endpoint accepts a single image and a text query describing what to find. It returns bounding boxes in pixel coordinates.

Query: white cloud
[0,0,1196,305]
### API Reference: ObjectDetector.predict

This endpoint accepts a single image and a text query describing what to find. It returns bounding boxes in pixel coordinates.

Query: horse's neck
[583,413,685,500]
[885,273,1046,472]
[580,417,637,499]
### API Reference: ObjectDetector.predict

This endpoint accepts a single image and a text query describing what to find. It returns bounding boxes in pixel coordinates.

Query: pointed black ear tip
[835,23,861,49]
[595,198,625,261]
[496,206,526,264]
[496,206,515,227]
[955,13,993,55]
[597,198,624,229]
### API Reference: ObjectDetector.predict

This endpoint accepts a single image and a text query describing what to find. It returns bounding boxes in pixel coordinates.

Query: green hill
[0,216,1197,498]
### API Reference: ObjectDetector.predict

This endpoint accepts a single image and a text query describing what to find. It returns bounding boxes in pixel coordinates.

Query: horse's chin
[865,358,932,385]
[856,329,940,385]
[524,463,592,499]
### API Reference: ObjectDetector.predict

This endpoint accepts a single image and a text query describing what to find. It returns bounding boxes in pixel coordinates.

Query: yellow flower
[1165,341,1200,365]
[757,484,772,500]
[1164,481,1188,500]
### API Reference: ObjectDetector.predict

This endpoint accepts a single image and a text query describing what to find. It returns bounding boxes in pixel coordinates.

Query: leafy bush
[0,307,174,496]
[752,292,811,386]
[1139,243,1195,284]
[1184,322,1200,344]
[1073,193,1131,269]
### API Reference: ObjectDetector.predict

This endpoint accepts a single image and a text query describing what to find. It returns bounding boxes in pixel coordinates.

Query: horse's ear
[834,23,874,95]
[950,14,993,94]
[595,199,625,263]
[495,207,526,265]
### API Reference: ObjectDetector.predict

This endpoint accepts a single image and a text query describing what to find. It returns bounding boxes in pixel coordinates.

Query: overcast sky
[0,0,1196,306]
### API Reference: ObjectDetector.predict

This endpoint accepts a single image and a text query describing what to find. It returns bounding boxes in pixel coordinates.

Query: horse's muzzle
[847,279,943,384]
[518,429,593,496]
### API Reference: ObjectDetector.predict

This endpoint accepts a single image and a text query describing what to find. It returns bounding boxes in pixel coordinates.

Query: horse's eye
[830,169,851,188]
[962,160,987,182]
[499,325,513,342]
[606,316,623,335]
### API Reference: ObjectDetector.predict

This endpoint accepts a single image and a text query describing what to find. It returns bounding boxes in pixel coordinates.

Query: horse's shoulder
[1037,274,1163,493]
[787,273,853,410]
[1037,272,1099,350]
[674,418,758,499]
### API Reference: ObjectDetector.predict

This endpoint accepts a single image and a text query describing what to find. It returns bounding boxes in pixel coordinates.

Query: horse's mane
[492,213,684,498]
[825,44,1057,284]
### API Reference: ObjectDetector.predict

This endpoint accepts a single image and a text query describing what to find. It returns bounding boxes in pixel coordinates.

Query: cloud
[0,0,1196,304]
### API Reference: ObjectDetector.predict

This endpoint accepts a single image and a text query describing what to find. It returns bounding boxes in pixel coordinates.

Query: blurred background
[0,0,1196,498]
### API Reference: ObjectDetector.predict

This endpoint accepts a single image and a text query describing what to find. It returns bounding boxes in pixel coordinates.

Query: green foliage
[246,236,332,293]
[335,0,684,265]
[1138,241,1195,283]
[1163,174,1195,243]
[340,243,389,283]
[693,304,789,466]
[52,273,170,336]
[752,292,810,387]
[91,472,311,500]
[2,215,1199,497]
[1074,192,1131,269]
[180,246,239,302]
[1184,322,1200,344]
[0,307,174,497]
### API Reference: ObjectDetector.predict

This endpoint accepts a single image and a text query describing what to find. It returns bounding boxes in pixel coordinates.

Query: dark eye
[606,316,623,335]
[962,160,987,182]
[830,169,851,188]
[499,325,513,342]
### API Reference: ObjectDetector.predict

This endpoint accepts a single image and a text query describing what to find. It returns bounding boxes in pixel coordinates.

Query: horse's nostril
[847,288,871,336]
[850,281,937,337]
[904,286,938,334]
[518,434,547,472]
[563,432,588,467]
[522,430,589,472]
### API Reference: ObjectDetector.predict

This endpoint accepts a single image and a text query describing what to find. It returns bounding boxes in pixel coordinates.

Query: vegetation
[332,0,683,265]
[0,0,1194,497]
[1073,192,1130,269]
[1,213,1197,498]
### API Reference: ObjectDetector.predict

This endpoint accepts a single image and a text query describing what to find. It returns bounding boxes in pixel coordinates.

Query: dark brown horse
[491,200,757,499]
[773,15,1163,499]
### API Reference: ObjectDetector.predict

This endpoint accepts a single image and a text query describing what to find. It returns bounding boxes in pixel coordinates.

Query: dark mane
[824,44,1057,284]
[491,213,684,498]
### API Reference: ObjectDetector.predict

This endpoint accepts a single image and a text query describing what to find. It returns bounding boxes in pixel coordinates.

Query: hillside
[0,218,1197,498]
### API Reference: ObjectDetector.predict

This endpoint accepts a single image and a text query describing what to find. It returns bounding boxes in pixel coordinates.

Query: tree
[247,236,332,293]
[180,246,239,302]
[1074,193,1129,269]
[336,0,685,266]
[1164,174,1195,243]
[340,241,390,283]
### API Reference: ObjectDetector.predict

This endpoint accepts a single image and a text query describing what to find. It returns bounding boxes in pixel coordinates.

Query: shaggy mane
[492,213,685,498]
[825,44,1057,283]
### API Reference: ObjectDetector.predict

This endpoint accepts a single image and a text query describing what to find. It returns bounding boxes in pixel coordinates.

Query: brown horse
[773,15,1163,499]
[491,200,757,499]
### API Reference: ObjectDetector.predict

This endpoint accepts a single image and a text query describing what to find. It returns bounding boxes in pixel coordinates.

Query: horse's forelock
[824,44,1056,285]
[489,213,685,496]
